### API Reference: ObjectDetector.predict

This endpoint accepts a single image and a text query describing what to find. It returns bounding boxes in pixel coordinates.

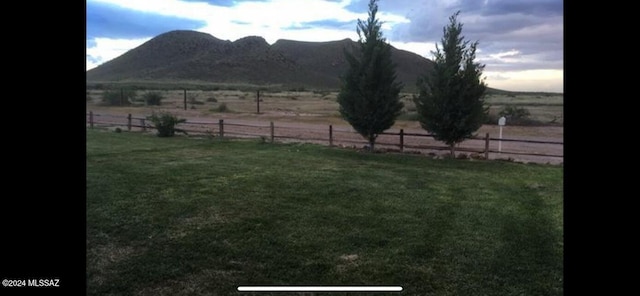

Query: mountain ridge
[86,30,431,92]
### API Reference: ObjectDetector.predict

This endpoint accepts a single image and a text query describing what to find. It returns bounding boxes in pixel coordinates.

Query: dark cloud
[86,2,206,40]
[469,0,563,17]
[381,0,562,71]
[480,55,563,72]
[379,0,562,41]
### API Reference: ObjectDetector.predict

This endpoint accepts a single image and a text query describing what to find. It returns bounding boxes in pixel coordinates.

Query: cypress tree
[337,0,403,151]
[414,11,488,157]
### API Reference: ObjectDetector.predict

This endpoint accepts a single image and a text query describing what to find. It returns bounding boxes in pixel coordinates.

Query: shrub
[143,91,164,106]
[187,94,205,105]
[495,106,545,126]
[101,89,136,106]
[206,97,218,102]
[211,103,230,113]
[147,112,187,137]
[499,106,530,120]
[101,90,122,106]
[456,153,469,160]
[397,112,420,121]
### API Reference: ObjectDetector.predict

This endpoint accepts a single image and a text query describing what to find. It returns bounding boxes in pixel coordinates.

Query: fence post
[127,114,132,131]
[140,118,146,132]
[257,90,261,114]
[270,121,274,143]
[184,89,187,110]
[219,119,224,138]
[484,133,490,160]
[400,129,404,152]
[329,125,333,147]
[89,111,94,129]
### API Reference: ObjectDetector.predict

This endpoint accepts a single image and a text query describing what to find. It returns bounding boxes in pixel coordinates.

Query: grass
[86,129,563,295]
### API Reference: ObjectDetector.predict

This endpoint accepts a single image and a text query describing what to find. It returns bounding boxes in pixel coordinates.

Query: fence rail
[87,111,563,164]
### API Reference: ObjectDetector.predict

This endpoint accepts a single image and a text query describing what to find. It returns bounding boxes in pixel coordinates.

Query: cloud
[180,0,252,7]
[484,69,563,93]
[86,1,206,39]
[472,0,563,17]
[222,0,366,30]
[286,19,357,31]
[380,0,563,92]
[86,55,101,64]
[86,37,152,70]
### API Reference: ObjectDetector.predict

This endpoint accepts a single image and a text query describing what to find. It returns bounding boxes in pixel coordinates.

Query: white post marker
[498,116,506,153]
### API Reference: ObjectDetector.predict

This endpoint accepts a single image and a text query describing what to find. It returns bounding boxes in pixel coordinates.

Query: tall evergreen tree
[414,11,488,157]
[337,0,403,151]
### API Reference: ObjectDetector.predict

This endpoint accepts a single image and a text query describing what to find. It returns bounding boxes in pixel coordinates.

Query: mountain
[86,30,435,91]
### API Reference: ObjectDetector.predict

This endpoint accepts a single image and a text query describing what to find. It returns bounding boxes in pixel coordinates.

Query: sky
[86,0,564,93]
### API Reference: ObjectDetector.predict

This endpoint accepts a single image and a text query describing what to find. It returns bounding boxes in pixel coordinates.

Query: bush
[211,103,230,113]
[147,112,187,137]
[397,112,420,121]
[101,90,122,106]
[499,106,530,120]
[189,94,205,105]
[496,106,543,126]
[206,97,218,102]
[143,91,164,106]
[101,89,136,106]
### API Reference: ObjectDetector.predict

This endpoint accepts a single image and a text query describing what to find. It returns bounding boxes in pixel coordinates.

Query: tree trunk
[449,143,456,158]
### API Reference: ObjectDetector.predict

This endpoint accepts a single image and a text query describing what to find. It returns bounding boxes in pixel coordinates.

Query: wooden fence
[87,111,563,164]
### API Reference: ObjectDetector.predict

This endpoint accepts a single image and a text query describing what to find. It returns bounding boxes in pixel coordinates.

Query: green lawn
[86,129,563,295]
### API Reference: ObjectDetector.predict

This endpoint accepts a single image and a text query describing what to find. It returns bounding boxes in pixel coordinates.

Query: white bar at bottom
[237,286,403,292]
